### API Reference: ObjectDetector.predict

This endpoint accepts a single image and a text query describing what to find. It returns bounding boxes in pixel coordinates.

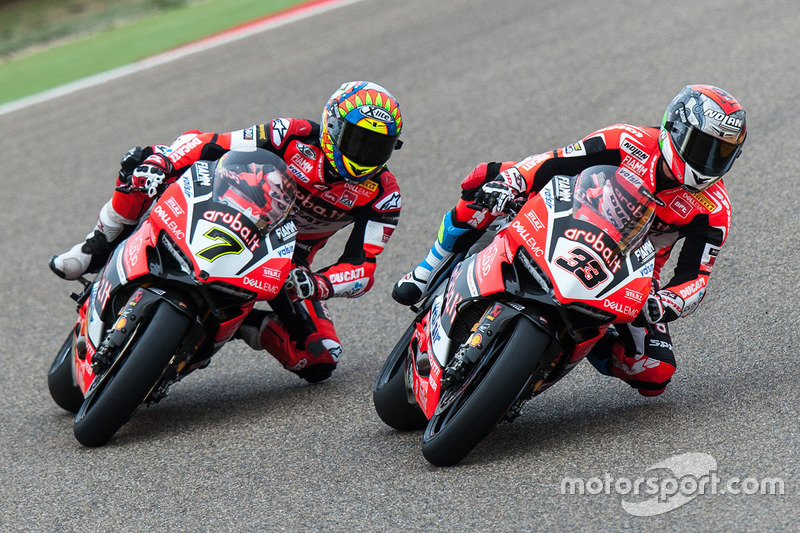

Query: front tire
[373,320,428,431]
[421,319,547,466]
[47,333,84,414]
[73,302,190,447]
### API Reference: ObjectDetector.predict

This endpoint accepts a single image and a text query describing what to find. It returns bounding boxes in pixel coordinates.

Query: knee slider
[297,363,337,383]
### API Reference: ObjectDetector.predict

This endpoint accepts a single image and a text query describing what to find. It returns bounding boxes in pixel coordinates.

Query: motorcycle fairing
[426,292,452,369]
[438,236,516,339]
[408,294,446,418]
[513,180,655,323]
[85,237,140,362]
[438,175,656,349]
[143,164,294,300]
[189,165,294,278]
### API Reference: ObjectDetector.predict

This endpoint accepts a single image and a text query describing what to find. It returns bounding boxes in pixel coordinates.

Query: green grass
[0,0,306,105]
[0,0,187,57]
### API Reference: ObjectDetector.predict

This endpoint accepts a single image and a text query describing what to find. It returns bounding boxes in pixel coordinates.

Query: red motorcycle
[373,165,660,466]
[48,148,297,447]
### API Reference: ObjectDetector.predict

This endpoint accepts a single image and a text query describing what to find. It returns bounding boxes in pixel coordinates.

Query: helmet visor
[671,122,742,177]
[330,117,399,167]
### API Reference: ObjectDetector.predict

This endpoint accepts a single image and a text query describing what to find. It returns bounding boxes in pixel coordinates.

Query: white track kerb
[0,0,364,117]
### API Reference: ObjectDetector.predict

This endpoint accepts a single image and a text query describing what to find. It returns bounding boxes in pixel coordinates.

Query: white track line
[0,0,364,117]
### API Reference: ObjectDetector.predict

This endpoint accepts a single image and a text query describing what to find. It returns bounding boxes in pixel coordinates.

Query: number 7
[197,227,244,262]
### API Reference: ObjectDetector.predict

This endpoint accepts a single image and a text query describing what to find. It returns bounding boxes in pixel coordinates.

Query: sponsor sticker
[374,191,402,212]
[690,191,717,212]
[563,142,586,157]
[621,139,649,162]
[271,118,290,147]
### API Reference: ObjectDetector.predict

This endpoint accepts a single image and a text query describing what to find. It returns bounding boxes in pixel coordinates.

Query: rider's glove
[644,291,666,324]
[118,146,153,183]
[132,153,174,198]
[644,287,683,324]
[473,181,517,215]
[284,267,333,301]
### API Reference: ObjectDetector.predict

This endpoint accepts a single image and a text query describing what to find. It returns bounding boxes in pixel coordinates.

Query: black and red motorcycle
[48,148,298,446]
[373,165,660,465]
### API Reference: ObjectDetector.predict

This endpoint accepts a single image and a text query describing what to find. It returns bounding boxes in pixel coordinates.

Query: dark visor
[671,122,741,177]
[331,117,399,167]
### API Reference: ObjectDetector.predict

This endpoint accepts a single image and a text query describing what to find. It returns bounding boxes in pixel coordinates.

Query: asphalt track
[1,0,797,530]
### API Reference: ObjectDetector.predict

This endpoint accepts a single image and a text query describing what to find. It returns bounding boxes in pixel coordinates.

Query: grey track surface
[1,0,797,530]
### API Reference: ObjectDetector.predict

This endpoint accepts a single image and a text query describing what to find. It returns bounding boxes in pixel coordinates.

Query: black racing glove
[284,267,333,301]
[473,181,517,215]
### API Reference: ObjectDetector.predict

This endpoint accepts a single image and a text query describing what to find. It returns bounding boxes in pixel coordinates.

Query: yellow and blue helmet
[320,81,402,183]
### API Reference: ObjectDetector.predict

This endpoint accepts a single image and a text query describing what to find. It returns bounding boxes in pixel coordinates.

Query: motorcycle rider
[51,81,404,383]
[392,85,746,397]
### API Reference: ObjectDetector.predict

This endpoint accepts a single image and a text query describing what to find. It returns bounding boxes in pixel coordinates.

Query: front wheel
[373,320,428,431]
[421,319,547,466]
[73,302,191,447]
[47,332,84,414]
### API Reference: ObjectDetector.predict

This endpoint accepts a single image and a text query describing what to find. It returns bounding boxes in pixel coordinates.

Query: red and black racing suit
[111,119,401,378]
[450,124,731,396]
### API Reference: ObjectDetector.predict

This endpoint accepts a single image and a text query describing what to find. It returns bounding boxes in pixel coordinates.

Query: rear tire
[47,333,84,414]
[373,320,428,431]
[73,302,190,447]
[421,319,546,466]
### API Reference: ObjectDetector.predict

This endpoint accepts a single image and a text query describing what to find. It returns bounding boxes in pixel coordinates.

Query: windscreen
[571,165,657,255]
[212,149,296,234]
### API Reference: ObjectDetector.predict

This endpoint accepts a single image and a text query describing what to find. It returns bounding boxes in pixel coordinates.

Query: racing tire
[421,319,546,466]
[47,333,84,414]
[373,320,428,431]
[73,302,190,447]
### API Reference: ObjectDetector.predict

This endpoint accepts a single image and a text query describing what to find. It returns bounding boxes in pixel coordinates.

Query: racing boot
[49,201,138,280]
[392,210,478,306]
[392,241,452,306]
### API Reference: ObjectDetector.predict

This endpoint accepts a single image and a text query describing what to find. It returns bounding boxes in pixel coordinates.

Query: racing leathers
[395,124,730,396]
[65,118,402,382]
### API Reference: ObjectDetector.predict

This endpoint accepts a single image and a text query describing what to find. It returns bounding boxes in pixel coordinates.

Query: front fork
[78,287,203,395]
[444,302,557,385]
[410,299,560,419]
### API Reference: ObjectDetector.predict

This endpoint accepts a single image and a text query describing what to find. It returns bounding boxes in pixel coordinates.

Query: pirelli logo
[690,191,717,212]
[360,180,378,192]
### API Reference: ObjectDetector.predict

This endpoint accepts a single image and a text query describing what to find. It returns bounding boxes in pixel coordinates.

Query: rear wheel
[73,302,190,447]
[421,319,547,466]
[373,320,428,431]
[47,332,84,414]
